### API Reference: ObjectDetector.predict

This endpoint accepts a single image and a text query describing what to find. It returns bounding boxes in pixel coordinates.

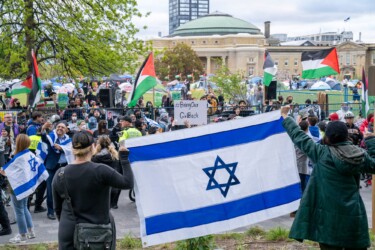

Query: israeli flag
[3,149,49,200]
[46,130,74,164]
[127,111,301,247]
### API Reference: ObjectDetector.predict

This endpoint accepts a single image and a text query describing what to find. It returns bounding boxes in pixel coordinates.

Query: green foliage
[119,234,143,249]
[245,226,266,238]
[370,230,375,245]
[265,227,290,241]
[29,244,48,250]
[175,235,216,250]
[210,64,247,103]
[154,43,204,81]
[0,0,150,79]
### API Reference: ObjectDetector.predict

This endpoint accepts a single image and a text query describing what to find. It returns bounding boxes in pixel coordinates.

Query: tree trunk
[24,0,35,73]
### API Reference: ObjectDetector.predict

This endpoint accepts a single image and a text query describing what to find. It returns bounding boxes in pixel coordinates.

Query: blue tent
[326,80,341,90]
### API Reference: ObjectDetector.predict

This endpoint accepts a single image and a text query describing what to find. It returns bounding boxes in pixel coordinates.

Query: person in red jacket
[360,113,374,133]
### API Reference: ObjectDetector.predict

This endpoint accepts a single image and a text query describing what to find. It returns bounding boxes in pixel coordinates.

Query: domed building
[171,12,261,37]
[152,12,267,76]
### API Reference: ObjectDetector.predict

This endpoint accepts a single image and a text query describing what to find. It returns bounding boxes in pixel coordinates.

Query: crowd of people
[0,76,373,249]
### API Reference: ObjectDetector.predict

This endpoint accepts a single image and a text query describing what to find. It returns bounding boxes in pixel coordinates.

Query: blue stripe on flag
[2,149,30,171]
[129,118,285,163]
[13,163,47,197]
[145,183,301,235]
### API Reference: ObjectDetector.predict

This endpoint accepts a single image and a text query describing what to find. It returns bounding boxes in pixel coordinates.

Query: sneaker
[9,234,27,243]
[27,231,36,239]
[34,206,47,213]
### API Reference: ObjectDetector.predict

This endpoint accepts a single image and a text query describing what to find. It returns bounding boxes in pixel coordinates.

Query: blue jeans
[11,194,33,234]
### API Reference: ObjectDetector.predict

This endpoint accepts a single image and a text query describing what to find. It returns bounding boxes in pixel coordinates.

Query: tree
[154,43,203,81]
[211,64,247,102]
[0,0,150,78]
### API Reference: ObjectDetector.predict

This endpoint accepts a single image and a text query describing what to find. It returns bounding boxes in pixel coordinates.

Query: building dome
[171,12,261,37]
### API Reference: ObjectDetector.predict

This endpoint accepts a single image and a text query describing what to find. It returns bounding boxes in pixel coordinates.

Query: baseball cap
[329,113,339,121]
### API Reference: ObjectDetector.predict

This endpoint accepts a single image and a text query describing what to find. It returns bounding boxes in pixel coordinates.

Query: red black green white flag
[10,77,32,95]
[28,50,42,108]
[361,68,369,116]
[127,52,158,107]
[301,48,340,79]
[263,51,277,86]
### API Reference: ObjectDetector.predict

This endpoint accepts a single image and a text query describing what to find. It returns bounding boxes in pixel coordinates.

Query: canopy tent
[109,74,132,82]
[57,83,75,93]
[249,76,262,84]
[310,81,331,90]
[326,80,341,90]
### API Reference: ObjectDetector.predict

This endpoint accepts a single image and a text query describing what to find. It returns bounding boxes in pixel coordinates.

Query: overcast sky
[134,0,375,42]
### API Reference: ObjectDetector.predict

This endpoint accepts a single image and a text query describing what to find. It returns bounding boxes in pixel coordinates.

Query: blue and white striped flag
[127,111,302,247]
[3,149,49,200]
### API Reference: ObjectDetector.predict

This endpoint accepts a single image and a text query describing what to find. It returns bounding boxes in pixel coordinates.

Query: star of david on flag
[127,111,302,247]
[203,156,240,197]
[28,155,38,172]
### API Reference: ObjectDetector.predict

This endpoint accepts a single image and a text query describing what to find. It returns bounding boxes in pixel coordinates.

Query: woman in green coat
[281,106,375,250]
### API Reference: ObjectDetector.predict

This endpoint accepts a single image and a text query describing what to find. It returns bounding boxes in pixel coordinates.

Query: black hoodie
[92,148,121,174]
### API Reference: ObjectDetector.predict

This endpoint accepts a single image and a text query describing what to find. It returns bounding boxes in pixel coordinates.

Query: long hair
[97,120,109,135]
[93,136,118,160]
[14,134,30,155]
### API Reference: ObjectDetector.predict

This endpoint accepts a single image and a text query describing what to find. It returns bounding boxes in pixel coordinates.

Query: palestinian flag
[361,68,369,116]
[10,77,32,95]
[28,50,42,108]
[263,51,277,86]
[127,52,157,107]
[301,48,340,79]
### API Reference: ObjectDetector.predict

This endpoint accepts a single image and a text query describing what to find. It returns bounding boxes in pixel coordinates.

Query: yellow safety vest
[29,135,42,150]
[119,128,142,142]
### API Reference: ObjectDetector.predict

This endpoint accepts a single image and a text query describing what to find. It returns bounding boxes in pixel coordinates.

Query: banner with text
[174,100,207,126]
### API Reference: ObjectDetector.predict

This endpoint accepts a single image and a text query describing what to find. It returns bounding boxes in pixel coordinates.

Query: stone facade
[151,35,375,81]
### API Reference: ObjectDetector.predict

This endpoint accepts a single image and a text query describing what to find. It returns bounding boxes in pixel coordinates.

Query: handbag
[59,169,113,250]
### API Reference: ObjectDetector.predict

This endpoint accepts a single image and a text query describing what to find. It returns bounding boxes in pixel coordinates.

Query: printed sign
[174,100,207,126]
[154,92,163,107]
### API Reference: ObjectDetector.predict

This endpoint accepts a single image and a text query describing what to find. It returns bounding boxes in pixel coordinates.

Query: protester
[0,128,12,236]
[92,120,110,139]
[41,121,72,220]
[0,127,14,163]
[336,103,351,122]
[360,113,374,133]
[52,131,134,249]
[134,120,147,136]
[328,112,339,122]
[281,105,375,249]
[2,135,36,243]
[345,112,363,146]
[26,112,43,136]
[0,113,20,138]
[92,135,122,209]
[67,112,79,132]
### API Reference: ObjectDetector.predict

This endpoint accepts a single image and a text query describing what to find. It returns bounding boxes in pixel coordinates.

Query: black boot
[0,227,12,236]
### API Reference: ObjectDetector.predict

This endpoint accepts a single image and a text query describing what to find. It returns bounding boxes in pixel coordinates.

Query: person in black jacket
[92,135,122,208]
[52,131,133,250]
